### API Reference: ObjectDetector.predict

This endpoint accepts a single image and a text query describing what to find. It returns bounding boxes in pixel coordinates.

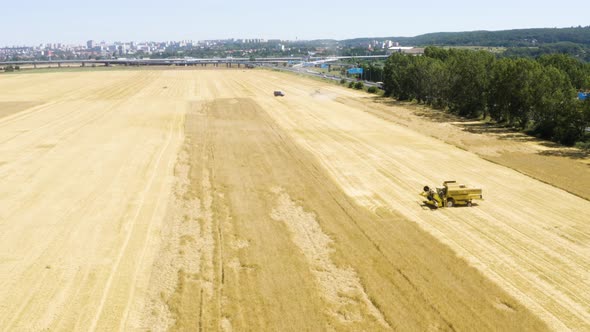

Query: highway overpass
[0,55,390,68]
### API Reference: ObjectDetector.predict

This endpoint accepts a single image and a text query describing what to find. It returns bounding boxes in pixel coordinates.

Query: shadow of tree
[537,144,589,159]
[459,122,538,142]
[371,97,590,161]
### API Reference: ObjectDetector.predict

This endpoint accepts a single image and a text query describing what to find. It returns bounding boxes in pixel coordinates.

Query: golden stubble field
[0,69,588,331]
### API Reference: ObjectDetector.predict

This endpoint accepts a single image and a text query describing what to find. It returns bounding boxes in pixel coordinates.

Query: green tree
[424,46,450,61]
[529,66,578,143]
[383,53,412,99]
[446,50,494,117]
[538,54,588,89]
[360,62,384,83]
[427,59,450,109]
[488,58,542,128]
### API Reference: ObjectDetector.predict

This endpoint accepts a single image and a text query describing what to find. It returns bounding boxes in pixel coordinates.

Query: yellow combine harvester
[421,181,483,208]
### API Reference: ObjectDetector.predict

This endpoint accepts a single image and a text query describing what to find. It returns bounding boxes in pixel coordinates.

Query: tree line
[405,27,590,48]
[383,47,590,146]
[502,42,590,62]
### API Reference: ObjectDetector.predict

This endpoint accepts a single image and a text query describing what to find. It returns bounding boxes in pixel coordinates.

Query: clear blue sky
[1,0,588,46]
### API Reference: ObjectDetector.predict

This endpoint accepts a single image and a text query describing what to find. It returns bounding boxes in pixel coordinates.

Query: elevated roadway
[0,55,390,68]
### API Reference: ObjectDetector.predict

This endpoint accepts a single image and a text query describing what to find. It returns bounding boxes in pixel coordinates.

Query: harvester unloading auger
[421,181,483,208]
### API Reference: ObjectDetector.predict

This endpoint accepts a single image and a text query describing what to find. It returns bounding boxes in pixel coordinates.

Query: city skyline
[1,0,588,46]
[3,38,304,49]
[1,38,403,63]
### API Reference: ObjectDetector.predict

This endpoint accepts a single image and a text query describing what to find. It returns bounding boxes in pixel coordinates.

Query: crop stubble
[141,95,546,331]
[0,69,587,331]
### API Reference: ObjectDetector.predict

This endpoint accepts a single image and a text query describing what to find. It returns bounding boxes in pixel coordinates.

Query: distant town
[3,26,590,62]
[0,38,405,61]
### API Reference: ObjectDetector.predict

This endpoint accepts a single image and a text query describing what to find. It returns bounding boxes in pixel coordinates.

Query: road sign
[347,68,363,74]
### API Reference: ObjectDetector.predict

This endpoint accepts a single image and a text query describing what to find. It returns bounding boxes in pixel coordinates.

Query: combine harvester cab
[421,181,483,208]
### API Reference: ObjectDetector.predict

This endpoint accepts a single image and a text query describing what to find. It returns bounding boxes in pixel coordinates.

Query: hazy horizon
[1,0,588,46]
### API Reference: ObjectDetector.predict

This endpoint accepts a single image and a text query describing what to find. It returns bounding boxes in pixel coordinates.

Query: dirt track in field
[0,69,588,331]
[0,102,42,119]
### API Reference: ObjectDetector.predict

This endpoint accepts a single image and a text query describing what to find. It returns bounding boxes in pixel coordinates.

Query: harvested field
[0,102,43,120]
[0,69,588,331]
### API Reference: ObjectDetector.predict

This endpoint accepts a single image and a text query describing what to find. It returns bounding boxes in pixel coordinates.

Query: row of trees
[359,63,384,82]
[502,42,590,62]
[383,47,590,145]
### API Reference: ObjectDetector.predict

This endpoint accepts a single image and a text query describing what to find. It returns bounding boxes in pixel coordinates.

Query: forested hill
[399,27,590,47]
[342,26,590,47]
